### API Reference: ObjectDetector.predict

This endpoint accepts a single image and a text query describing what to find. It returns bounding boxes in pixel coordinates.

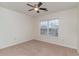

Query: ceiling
[0,2,78,17]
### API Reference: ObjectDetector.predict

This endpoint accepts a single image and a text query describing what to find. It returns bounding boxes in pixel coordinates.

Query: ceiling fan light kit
[34,8,39,11]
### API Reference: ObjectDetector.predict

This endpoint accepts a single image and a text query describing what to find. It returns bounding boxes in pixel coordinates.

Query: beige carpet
[0,40,78,56]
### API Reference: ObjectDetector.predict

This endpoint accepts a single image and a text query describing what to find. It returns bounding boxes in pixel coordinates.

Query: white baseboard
[0,39,32,49]
[36,39,77,50]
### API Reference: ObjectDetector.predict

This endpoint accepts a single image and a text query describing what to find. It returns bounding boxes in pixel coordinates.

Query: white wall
[0,7,33,49]
[34,8,78,49]
[77,4,79,52]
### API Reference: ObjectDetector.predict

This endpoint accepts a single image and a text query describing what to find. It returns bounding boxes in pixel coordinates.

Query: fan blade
[28,9,34,11]
[40,8,48,11]
[38,2,42,7]
[27,4,34,7]
[37,11,39,13]
[34,4,37,8]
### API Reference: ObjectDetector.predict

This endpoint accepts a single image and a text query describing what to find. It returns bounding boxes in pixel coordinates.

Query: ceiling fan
[27,2,48,13]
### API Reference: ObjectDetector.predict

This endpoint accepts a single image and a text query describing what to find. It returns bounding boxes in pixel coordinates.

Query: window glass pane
[48,28,58,36]
[40,28,47,35]
[40,21,48,35]
[40,21,48,28]
[49,19,59,29]
[48,19,59,37]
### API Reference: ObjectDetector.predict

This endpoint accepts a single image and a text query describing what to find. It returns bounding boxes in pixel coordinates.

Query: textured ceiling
[0,2,78,17]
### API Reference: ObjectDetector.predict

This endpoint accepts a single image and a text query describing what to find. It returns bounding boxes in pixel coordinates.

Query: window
[40,18,59,37]
[40,21,48,35]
